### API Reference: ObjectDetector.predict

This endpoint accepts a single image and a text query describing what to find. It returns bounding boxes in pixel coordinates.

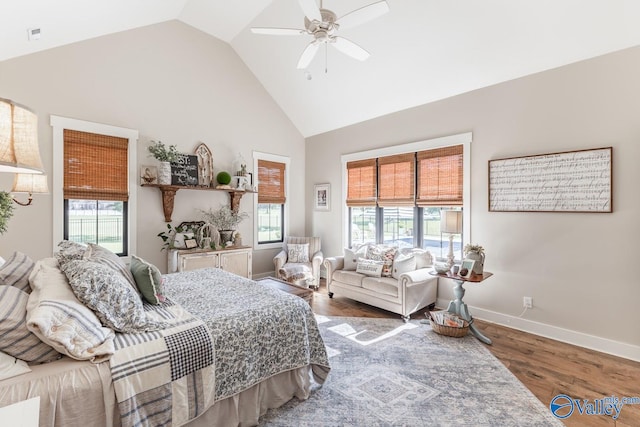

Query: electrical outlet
[523,296,533,309]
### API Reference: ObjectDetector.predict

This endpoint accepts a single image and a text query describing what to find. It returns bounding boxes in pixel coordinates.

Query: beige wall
[0,20,305,274]
[306,46,640,358]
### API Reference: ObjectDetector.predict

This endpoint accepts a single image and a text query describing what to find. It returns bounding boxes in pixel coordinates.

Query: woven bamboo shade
[377,153,415,207]
[346,159,376,207]
[63,129,129,201]
[258,160,286,204]
[417,145,463,206]
[0,98,44,173]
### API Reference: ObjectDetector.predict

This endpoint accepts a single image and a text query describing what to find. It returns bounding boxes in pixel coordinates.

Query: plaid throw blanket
[109,300,216,427]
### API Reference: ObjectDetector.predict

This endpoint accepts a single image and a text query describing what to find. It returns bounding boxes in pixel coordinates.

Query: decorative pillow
[356,259,384,277]
[366,245,397,277]
[287,243,310,263]
[343,245,368,271]
[412,249,434,269]
[0,285,61,363]
[0,350,31,381]
[392,253,417,279]
[26,259,115,363]
[130,256,166,305]
[55,240,89,266]
[0,251,35,293]
[61,260,166,333]
[84,243,138,292]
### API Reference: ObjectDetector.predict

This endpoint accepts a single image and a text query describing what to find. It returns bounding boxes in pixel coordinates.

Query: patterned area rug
[260,316,562,426]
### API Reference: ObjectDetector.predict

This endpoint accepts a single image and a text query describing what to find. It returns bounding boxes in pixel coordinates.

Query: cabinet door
[178,252,219,272]
[220,250,252,279]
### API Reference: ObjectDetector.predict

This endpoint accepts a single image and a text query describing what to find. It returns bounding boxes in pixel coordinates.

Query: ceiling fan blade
[297,42,320,69]
[332,37,370,61]
[298,0,322,21]
[336,0,390,30]
[251,27,305,36]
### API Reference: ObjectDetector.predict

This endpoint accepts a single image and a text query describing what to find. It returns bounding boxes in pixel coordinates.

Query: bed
[0,248,330,427]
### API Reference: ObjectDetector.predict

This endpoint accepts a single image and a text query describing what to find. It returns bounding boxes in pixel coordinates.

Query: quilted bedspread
[162,268,330,401]
[110,300,216,427]
[109,268,330,427]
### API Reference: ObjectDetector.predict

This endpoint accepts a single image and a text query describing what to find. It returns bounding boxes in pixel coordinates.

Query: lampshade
[11,173,49,194]
[440,210,462,234]
[0,98,44,174]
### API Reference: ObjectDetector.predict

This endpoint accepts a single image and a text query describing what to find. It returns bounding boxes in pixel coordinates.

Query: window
[51,116,138,258]
[343,133,470,262]
[254,154,288,247]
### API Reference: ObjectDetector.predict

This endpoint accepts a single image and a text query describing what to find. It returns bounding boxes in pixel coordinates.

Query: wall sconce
[440,210,463,268]
[11,173,48,206]
[0,98,45,174]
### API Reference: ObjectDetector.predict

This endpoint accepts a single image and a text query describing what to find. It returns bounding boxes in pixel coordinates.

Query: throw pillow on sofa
[356,259,384,277]
[344,245,368,271]
[366,245,397,277]
[392,253,417,279]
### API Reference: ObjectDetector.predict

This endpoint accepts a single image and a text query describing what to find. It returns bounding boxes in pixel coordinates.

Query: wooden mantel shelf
[141,184,255,222]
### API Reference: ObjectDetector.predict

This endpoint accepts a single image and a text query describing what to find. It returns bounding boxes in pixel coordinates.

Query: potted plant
[200,205,248,246]
[463,243,485,275]
[0,192,14,235]
[148,140,179,185]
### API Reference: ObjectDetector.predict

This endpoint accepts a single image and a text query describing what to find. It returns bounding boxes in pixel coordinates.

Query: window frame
[51,115,138,261]
[253,151,290,250]
[341,132,472,251]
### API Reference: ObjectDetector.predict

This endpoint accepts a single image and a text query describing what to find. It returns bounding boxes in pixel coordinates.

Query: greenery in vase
[148,140,179,163]
[157,222,187,251]
[0,192,14,235]
[464,243,485,255]
[200,205,248,230]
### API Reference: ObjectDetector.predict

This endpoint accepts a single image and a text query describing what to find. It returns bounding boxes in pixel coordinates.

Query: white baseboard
[252,271,274,280]
[436,298,640,362]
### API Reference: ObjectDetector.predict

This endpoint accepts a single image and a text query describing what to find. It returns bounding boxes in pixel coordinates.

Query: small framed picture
[184,238,198,249]
[459,259,476,278]
[140,165,158,185]
[314,183,330,211]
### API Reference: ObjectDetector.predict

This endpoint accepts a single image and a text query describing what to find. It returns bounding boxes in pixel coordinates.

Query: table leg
[446,280,492,345]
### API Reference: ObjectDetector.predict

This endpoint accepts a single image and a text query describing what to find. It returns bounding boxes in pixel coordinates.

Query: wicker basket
[429,316,469,338]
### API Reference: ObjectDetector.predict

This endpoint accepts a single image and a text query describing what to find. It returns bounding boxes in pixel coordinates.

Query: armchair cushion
[287,243,310,263]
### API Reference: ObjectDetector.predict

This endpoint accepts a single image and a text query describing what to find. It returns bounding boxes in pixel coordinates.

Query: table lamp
[440,210,462,268]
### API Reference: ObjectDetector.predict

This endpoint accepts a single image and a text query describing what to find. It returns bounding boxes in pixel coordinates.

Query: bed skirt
[0,356,312,427]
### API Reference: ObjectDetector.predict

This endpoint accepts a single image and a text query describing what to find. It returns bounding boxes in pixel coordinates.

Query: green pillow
[130,256,165,305]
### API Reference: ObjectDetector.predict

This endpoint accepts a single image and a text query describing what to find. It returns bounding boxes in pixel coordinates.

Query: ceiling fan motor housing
[304,8,338,34]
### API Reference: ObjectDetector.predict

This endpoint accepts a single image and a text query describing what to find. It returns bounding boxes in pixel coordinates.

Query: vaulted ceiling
[3,0,640,137]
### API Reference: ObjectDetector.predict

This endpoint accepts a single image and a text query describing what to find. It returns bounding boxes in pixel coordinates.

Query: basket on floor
[429,315,469,338]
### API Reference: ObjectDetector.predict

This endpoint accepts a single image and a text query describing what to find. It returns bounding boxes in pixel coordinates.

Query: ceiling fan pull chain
[325,43,328,73]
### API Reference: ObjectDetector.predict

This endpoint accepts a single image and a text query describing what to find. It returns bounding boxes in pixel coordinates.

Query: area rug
[259,315,562,426]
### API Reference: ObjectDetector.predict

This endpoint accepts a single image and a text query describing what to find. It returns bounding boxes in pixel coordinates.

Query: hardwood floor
[310,280,640,427]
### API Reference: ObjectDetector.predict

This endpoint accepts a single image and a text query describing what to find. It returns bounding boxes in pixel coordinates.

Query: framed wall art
[314,183,330,211]
[488,147,612,213]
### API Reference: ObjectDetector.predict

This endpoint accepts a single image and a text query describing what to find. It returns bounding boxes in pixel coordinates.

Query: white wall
[306,46,640,359]
[0,20,305,274]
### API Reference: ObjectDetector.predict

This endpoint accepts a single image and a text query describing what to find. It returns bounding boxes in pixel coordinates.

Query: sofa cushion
[332,270,365,287]
[392,253,417,279]
[356,259,384,277]
[366,245,397,277]
[343,245,368,271]
[362,277,399,297]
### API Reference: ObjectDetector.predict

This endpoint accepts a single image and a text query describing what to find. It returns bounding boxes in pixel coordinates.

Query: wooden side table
[431,271,494,345]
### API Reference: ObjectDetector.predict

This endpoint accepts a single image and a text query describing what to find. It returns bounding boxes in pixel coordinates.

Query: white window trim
[340,132,472,250]
[50,115,139,261]
[252,151,290,251]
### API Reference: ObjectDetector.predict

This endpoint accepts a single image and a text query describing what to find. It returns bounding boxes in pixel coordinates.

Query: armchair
[274,236,323,289]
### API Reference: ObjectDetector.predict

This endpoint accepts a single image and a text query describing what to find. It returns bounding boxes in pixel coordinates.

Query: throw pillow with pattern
[366,245,397,277]
[0,251,35,293]
[356,259,384,277]
[61,260,166,333]
[287,243,310,263]
[84,243,138,292]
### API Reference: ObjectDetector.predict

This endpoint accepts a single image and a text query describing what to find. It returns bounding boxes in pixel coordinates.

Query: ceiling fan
[251,0,390,69]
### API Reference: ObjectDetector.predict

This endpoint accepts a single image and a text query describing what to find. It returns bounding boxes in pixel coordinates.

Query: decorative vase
[158,161,172,185]
[466,251,485,275]
[219,230,234,245]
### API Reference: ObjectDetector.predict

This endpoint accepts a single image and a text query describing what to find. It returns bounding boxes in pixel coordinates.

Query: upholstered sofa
[323,246,437,321]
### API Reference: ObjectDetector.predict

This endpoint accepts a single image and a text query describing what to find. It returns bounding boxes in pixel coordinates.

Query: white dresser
[167,246,252,279]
